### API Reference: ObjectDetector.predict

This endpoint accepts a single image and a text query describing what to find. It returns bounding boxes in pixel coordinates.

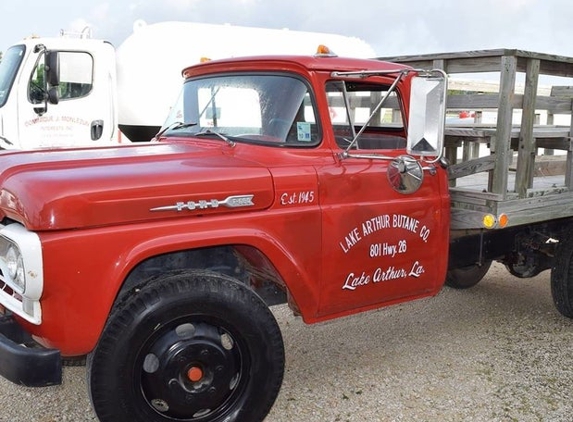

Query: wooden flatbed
[379,49,573,230]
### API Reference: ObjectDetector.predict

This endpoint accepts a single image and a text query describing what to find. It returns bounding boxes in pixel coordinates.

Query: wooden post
[515,59,540,197]
[566,100,573,188]
[545,112,554,155]
[432,59,445,71]
[445,143,458,187]
[469,111,482,160]
[491,55,517,199]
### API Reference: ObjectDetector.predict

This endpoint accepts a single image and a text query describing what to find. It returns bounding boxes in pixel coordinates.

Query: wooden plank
[532,138,570,150]
[449,126,571,139]
[534,157,566,177]
[535,96,573,114]
[498,191,573,226]
[526,128,570,137]
[448,79,548,95]
[450,189,506,202]
[445,127,569,147]
[447,94,571,115]
[448,155,496,179]
[499,191,573,211]
[444,127,494,138]
[451,194,518,206]
[447,93,520,109]
[491,55,517,198]
[450,208,492,230]
[378,52,508,74]
[538,59,573,78]
[378,49,573,77]
[516,58,540,197]
[526,187,568,197]
[451,190,573,230]
[550,86,573,97]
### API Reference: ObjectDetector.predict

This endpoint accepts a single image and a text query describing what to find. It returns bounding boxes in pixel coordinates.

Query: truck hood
[0,143,274,230]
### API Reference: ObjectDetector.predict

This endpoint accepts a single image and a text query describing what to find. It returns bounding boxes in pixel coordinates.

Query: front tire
[87,270,285,422]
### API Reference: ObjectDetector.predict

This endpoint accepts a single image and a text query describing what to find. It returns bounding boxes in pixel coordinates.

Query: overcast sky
[1,0,573,59]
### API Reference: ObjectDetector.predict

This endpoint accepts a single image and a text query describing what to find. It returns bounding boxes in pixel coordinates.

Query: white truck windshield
[0,45,25,108]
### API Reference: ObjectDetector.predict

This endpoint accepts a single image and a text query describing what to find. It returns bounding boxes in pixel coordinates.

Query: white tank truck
[0,20,374,149]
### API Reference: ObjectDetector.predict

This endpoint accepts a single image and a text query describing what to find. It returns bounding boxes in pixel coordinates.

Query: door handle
[91,120,104,140]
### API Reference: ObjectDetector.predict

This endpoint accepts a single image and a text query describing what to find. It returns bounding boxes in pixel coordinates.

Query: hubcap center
[187,366,204,382]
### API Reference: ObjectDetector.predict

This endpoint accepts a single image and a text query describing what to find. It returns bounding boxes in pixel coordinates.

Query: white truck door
[18,42,117,149]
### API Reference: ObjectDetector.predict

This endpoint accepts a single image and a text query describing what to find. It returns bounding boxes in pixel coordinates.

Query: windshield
[0,45,26,108]
[160,73,320,147]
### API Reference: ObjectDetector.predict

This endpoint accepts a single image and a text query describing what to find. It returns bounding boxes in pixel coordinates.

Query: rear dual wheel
[551,232,573,318]
[87,270,285,422]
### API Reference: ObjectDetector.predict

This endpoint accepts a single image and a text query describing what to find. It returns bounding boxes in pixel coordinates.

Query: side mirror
[33,51,60,114]
[47,87,59,105]
[407,70,447,160]
[45,51,60,87]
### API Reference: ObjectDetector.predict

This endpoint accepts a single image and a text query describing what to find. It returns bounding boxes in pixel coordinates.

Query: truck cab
[0,37,118,149]
[158,54,451,318]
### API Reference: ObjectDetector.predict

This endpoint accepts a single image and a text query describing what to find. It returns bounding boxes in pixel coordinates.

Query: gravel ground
[1,262,573,421]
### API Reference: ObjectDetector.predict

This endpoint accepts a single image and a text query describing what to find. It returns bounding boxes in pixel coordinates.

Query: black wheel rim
[135,316,249,420]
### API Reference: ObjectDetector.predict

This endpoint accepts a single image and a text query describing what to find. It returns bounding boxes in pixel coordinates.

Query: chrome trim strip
[150,194,255,212]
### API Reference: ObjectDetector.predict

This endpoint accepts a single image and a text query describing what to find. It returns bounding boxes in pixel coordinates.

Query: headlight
[0,224,43,324]
[5,245,25,291]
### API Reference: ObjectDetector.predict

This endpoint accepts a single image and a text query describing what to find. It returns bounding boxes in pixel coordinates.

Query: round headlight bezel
[6,245,25,291]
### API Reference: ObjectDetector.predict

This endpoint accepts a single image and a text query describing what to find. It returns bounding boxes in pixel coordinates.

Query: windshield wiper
[153,121,197,139]
[194,129,236,147]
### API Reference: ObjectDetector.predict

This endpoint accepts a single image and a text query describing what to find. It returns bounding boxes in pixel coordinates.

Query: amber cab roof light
[315,45,337,57]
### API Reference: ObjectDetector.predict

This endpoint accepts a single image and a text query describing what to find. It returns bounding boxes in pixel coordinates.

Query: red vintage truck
[0,47,573,422]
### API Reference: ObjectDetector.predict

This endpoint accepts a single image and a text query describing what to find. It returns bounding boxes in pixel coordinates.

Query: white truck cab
[0,36,117,149]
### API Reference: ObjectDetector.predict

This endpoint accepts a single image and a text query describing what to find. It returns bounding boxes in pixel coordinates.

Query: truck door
[18,44,116,149]
[317,80,450,318]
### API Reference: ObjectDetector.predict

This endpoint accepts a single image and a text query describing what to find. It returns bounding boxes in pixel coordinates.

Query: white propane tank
[114,21,375,141]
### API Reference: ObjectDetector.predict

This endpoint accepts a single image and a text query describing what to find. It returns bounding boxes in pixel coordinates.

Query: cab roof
[182,54,413,78]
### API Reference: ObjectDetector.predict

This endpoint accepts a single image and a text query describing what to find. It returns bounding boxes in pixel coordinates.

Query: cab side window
[28,51,93,104]
[326,81,406,150]
[57,52,93,100]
